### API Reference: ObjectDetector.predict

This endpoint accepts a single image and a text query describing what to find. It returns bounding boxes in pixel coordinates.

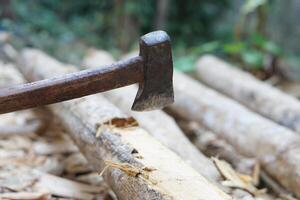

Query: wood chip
[0,190,49,200]
[0,121,40,138]
[36,155,64,175]
[0,166,40,191]
[0,154,46,167]
[33,137,78,155]
[64,153,92,174]
[0,136,32,150]
[77,173,106,186]
[212,157,265,196]
[34,173,104,200]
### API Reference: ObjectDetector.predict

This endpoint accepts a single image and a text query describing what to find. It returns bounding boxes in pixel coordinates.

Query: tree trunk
[196,55,300,134]
[155,0,169,29]
[168,71,300,198]
[15,48,231,200]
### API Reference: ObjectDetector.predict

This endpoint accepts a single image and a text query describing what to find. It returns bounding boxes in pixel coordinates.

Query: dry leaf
[212,157,265,196]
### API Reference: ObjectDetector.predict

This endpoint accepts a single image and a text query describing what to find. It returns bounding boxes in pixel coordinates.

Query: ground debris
[0,166,39,191]
[33,135,78,155]
[64,153,92,174]
[212,157,266,196]
[0,109,115,200]
[0,190,49,200]
[34,173,105,200]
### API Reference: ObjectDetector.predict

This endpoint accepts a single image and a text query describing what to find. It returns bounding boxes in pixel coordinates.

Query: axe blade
[132,30,174,111]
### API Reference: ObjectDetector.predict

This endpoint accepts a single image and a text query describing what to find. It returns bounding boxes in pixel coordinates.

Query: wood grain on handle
[0,56,143,114]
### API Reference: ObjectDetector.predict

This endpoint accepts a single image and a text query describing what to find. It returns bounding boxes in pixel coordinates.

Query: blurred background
[0,0,300,80]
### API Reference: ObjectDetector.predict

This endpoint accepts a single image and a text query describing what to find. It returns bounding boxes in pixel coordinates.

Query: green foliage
[0,0,287,75]
[1,0,230,64]
[223,42,245,54]
[241,49,264,69]
[167,0,230,45]
[193,41,221,54]
[174,55,196,72]
[223,33,281,70]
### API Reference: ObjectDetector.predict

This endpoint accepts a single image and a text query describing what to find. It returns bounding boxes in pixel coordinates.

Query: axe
[0,31,174,114]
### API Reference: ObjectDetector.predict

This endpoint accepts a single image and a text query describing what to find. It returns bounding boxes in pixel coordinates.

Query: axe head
[132,30,174,111]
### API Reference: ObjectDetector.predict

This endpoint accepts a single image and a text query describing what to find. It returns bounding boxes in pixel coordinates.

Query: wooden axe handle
[0,56,143,114]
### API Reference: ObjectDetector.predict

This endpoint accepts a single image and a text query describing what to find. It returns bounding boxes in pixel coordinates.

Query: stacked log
[16,48,231,200]
[82,50,277,200]
[177,120,292,197]
[168,71,300,198]
[196,55,300,133]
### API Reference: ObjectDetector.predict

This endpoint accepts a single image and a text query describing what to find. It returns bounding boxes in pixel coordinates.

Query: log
[177,120,256,175]
[84,50,278,200]
[82,51,221,183]
[16,48,231,200]
[177,120,292,197]
[196,55,300,133]
[168,71,300,198]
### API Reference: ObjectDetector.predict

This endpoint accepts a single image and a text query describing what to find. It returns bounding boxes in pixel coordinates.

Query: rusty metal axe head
[131,31,174,111]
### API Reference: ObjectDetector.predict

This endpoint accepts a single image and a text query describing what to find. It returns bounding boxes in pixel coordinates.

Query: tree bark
[155,0,169,30]
[168,71,300,198]
[196,55,300,134]
[15,48,231,200]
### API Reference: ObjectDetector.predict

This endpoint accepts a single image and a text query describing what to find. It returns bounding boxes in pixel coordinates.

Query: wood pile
[0,44,300,199]
[0,63,113,200]
[14,49,231,200]
[196,55,300,134]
